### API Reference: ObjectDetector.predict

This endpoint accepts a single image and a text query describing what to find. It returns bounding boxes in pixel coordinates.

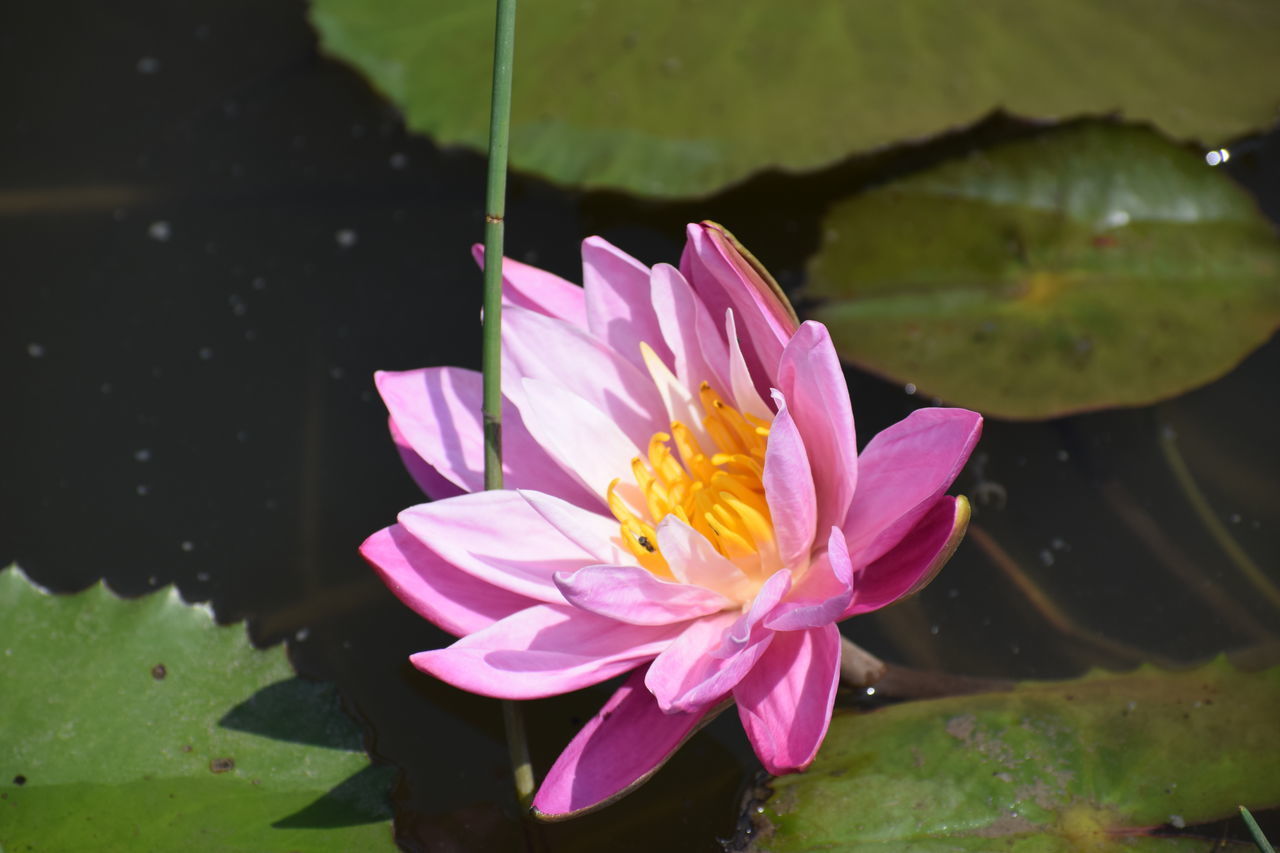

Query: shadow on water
[2,0,1278,850]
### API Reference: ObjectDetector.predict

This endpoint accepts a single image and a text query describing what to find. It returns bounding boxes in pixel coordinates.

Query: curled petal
[411,604,679,699]
[844,495,971,618]
[532,667,724,820]
[734,623,841,775]
[649,263,730,394]
[655,517,756,601]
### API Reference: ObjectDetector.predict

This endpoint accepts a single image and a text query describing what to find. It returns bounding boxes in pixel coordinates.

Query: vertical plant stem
[481,0,536,812]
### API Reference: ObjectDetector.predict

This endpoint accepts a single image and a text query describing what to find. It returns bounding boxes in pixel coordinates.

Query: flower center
[607,381,775,579]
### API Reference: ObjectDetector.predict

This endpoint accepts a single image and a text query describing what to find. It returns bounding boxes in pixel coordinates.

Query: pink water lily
[361,223,982,818]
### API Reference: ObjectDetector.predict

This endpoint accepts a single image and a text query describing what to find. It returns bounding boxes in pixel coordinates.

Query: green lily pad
[0,566,396,851]
[309,0,1280,197]
[748,659,1280,851]
[805,123,1280,419]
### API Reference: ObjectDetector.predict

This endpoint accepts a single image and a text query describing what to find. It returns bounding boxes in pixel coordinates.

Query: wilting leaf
[747,659,1279,851]
[805,123,1280,419]
[0,566,395,851]
[310,0,1280,197]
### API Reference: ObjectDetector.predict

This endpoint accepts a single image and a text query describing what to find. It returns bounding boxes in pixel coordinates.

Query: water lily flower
[361,223,982,818]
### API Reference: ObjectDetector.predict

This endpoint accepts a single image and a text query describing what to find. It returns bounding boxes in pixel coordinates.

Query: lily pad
[0,566,396,851]
[805,123,1280,419]
[309,0,1280,197]
[747,659,1280,851]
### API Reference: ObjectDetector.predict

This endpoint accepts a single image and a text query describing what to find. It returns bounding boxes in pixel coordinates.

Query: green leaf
[748,659,1280,852]
[308,0,1280,197]
[805,123,1280,419]
[0,566,396,851]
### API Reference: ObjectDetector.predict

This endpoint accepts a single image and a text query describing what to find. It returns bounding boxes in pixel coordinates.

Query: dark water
[3,1,1278,850]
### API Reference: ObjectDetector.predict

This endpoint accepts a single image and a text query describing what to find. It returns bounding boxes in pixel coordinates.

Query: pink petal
[775,322,858,539]
[411,604,678,699]
[532,667,720,819]
[646,570,791,713]
[844,495,970,618]
[472,243,587,328]
[734,623,841,775]
[655,517,756,601]
[387,416,464,500]
[679,223,798,391]
[582,236,672,373]
[723,309,772,420]
[649,263,729,394]
[554,564,732,625]
[764,527,855,631]
[843,408,982,566]
[762,391,817,570]
[360,524,534,637]
[397,490,613,603]
[375,367,591,505]
[518,489,630,565]
[517,378,642,502]
[504,305,665,449]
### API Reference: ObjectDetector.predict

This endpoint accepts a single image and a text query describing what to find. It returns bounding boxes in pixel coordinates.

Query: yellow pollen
[608,381,774,576]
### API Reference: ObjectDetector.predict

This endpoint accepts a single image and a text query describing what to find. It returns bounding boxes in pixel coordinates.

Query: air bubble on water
[228,294,246,316]
[244,329,257,342]
[1229,513,1242,524]
[1050,537,1068,551]
[1039,549,1055,567]
[27,343,45,358]
[929,624,940,636]
[1168,815,1186,829]
[865,687,876,697]
[136,484,150,496]
[335,229,358,248]
[1010,642,1021,655]
[903,382,917,395]
[148,221,171,242]
[296,627,311,642]
[134,448,152,463]
[329,366,345,380]
[196,571,210,581]
[946,588,960,599]
[389,152,408,169]
[251,276,266,290]
[136,56,161,74]
[1102,209,1130,228]
[181,541,195,552]
[198,346,213,360]
[1055,449,1070,462]
[1204,148,1229,166]
[236,430,249,443]
[100,382,113,394]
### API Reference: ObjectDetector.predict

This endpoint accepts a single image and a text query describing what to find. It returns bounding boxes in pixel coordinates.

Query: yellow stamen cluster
[607,383,775,578]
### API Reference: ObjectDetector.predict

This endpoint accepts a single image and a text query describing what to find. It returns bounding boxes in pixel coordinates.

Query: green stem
[1241,805,1276,853]
[481,0,535,812]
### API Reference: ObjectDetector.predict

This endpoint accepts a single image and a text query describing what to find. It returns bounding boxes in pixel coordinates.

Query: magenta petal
[775,322,858,539]
[397,490,615,603]
[411,604,679,699]
[764,527,855,631]
[472,243,587,328]
[844,408,982,566]
[762,391,817,569]
[360,524,533,637]
[734,623,841,775]
[844,495,970,618]
[555,564,732,625]
[387,416,465,500]
[532,667,718,819]
[581,236,672,373]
